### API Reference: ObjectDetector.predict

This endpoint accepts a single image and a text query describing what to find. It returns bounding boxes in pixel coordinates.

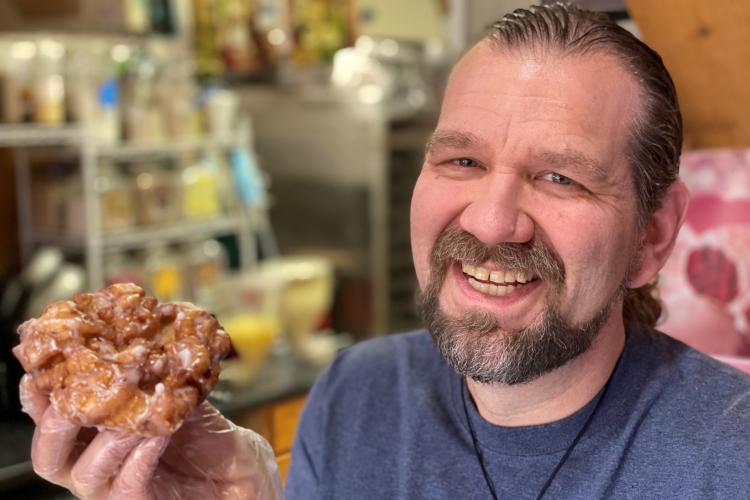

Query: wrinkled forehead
[440,42,642,176]
[445,41,642,116]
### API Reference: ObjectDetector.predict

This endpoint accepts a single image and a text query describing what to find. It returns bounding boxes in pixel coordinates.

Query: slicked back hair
[485,2,683,329]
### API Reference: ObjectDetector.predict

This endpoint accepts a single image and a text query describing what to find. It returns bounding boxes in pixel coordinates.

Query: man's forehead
[447,42,640,103]
[436,44,640,169]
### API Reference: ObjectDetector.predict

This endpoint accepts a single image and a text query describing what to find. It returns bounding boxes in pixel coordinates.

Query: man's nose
[458,173,534,246]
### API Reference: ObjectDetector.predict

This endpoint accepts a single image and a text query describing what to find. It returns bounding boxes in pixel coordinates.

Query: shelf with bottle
[32,215,247,252]
[95,135,250,161]
[27,144,257,256]
[2,33,269,292]
[0,123,83,147]
[0,122,248,156]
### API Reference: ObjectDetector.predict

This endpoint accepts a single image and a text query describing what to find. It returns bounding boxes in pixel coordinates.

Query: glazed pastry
[14,283,231,436]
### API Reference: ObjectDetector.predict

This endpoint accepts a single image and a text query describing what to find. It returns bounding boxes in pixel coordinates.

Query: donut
[13,283,231,436]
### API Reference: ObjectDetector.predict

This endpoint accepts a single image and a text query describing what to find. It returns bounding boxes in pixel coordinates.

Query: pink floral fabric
[659,149,750,357]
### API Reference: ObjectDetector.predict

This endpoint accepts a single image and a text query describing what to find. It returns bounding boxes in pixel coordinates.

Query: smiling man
[286,3,750,499]
[18,3,750,500]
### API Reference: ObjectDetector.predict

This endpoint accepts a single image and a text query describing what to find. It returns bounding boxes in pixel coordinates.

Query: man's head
[411,3,689,384]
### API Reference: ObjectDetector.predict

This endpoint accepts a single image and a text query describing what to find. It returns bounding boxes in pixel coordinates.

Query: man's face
[411,43,643,384]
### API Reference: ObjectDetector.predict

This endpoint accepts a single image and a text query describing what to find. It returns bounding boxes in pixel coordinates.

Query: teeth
[462,263,534,284]
[461,262,535,296]
[468,278,516,296]
[468,277,489,293]
[473,267,489,280]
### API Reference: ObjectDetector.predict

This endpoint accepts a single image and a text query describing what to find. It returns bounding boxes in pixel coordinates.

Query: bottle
[181,156,221,219]
[96,163,135,232]
[6,40,36,123]
[144,245,185,302]
[96,78,121,145]
[187,239,228,307]
[33,39,66,125]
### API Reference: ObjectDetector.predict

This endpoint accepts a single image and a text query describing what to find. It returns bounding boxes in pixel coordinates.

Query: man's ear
[629,180,690,288]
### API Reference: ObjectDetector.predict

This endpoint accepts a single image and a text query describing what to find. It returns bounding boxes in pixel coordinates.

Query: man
[284,3,750,499]
[19,3,750,499]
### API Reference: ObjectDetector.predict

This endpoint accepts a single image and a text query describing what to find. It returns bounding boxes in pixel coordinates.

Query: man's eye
[542,172,575,185]
[453,158,479,168]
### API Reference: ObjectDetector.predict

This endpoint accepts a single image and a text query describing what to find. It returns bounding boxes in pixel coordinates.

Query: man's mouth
[461,262,539,297]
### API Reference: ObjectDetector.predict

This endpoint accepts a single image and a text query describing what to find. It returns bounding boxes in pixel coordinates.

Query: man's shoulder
[628,329,750,427]
[638,329,750,391]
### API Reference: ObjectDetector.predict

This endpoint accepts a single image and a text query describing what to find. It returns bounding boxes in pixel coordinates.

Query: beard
[416,228,626,385]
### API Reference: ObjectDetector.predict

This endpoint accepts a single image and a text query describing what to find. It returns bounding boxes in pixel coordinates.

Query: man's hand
[20,375,284,500]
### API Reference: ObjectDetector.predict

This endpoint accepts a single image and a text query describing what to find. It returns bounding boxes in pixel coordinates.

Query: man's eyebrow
[424,131,482,155]
[536,149,609,181]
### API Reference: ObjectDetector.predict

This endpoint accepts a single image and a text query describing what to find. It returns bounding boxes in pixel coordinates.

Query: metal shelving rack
[1,123,257,290]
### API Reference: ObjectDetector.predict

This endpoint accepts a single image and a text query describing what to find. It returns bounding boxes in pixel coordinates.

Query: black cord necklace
[461,356,621,500]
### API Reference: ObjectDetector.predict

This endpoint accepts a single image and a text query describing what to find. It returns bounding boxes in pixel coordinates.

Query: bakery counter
[210,350,324,417]
[0,351,328,499]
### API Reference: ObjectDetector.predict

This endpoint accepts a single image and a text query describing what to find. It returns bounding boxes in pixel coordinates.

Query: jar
[134,167,181,225]
[33,39,66,124]
[144,245,185,302]
[186,239,228,306]
[96,163,135,232]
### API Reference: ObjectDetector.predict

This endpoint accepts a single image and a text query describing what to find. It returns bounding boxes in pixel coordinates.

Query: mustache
[429,228,565,284]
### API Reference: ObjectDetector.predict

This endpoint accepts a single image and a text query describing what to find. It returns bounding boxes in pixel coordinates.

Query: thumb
[19,374,50,424]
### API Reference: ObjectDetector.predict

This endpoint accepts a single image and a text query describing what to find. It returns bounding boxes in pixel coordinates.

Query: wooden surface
[276,451,292,485]
[270,397,307,454]
[233,394,307,486]
[627,0,750,149]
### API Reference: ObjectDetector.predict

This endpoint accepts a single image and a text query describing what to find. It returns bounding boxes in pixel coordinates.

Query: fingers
[19,374,49,424]
[183,401,234,432]
[69,431,143,499]
[31,405,80,487]
[110,436,169,500]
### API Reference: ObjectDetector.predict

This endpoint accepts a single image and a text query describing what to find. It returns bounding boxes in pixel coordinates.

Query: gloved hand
[20,374,284,500]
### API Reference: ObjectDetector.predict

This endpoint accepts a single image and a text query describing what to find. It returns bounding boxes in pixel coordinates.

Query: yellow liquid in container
[222,314,281,365]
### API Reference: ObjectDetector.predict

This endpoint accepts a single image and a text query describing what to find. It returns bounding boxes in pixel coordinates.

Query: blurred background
[1,0,749,496]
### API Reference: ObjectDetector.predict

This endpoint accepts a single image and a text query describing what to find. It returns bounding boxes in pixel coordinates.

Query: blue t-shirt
[286,328,750,499]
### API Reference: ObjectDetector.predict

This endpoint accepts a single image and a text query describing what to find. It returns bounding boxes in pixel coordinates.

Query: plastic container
[212,271,284,383]
[258,256,334,356]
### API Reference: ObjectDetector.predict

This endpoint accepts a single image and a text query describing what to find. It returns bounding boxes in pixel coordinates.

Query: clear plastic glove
[20,374,284,500]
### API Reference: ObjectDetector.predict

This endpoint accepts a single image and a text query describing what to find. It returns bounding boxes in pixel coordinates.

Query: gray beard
[416,229,625,385]
[417,286,619,385]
